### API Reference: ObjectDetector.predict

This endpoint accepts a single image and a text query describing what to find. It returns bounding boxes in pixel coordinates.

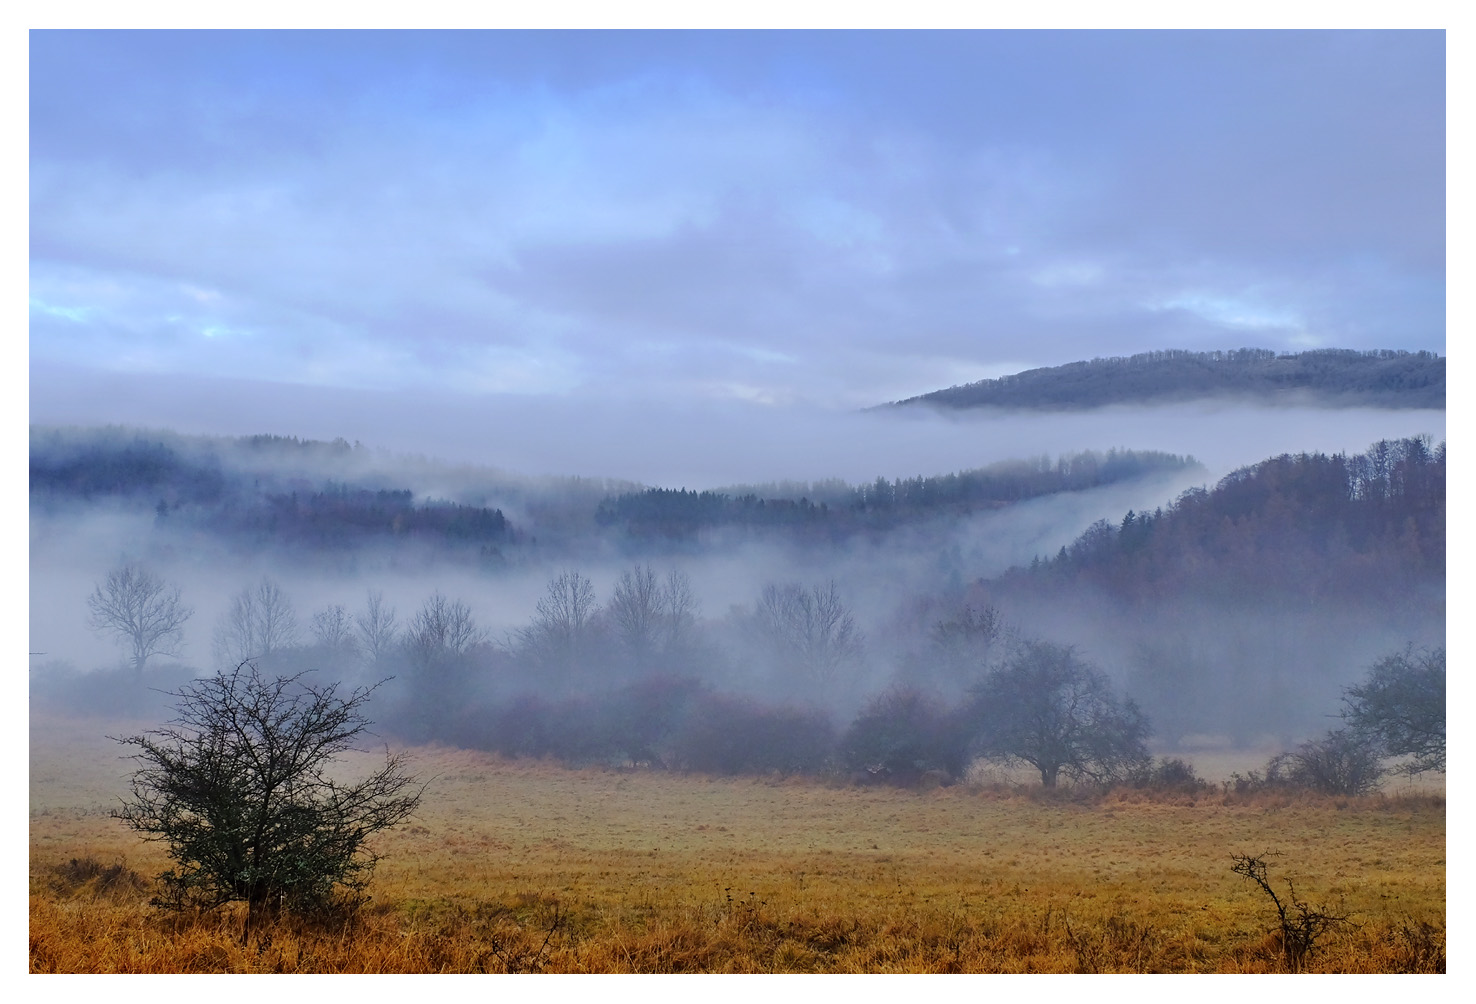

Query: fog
[28,360,1445,487]
[29,393,1446,771]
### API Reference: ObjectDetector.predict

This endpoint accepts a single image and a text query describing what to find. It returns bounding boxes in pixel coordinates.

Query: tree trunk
[1040,764,1059,788]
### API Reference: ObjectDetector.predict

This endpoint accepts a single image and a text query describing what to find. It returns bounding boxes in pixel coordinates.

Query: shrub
[1266,729,1385,796]
[670,694,835,776]
[1128,756,1211,793]
[113,663,423,932]
[839,686,960,785]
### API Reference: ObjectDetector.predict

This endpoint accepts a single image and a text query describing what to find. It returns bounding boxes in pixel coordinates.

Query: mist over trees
[33,418,1445,790]
[1342,647,1445,775]
[892,348,1445,412]
[595,449,1201,542]
[30,425,1201,562]
[86,562,193,681]
[213,577,300,668]
[961,641,1150,788]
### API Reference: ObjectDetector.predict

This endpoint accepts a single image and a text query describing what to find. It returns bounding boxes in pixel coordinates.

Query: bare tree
[662,569,699,654]
[608,565,699,665]
[609,565,663,662]
[404,592,482,668]
[963,639,1151,788]
[311,604,359,655]
[930,605,1006,680]
[213,577,300,667]
[354,589,399,668]
[1342,646,1445,775]
[1265,729,1385,796]
[402,592,485,736]
[87,561,192,680]
[516,571,599,677]
[754,580,863,684]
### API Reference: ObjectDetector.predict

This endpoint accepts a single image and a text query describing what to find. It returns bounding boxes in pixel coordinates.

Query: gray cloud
[30,30,1444,414]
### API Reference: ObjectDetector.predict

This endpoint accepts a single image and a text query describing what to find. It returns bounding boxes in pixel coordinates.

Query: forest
[891,348,1445,411]
[30,424,1445,779]
[30,421,1447,974]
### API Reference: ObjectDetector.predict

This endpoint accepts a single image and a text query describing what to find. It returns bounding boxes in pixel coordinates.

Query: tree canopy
[964,640,1150,788]
[1342,647,1445,774]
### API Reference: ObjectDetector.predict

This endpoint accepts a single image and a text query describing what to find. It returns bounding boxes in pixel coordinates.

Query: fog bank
[30,362,1444,487]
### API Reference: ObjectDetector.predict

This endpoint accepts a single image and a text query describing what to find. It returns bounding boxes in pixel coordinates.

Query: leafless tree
[609,564,663,661]
[516,570,599,677]
[404,592,482,669]
[930,605,1007,680]
[662,569,699,653]
[401,592,485,738]
[608,565,699,665]
[964,639,1151,788]
[754,580,863,684]
[354,589,399,667]
[87,561,192,680]
[1342,646,1445,774]
[213,577,300,667]
[311,604,359,655]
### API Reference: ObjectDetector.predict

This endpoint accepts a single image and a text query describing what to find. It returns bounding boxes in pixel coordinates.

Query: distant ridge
[889,348,1444,411]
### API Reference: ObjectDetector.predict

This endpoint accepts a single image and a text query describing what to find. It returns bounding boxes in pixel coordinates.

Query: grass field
[29,711,1446,973]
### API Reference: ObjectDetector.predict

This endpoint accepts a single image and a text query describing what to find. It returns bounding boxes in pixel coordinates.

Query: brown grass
[30,711,1445,973]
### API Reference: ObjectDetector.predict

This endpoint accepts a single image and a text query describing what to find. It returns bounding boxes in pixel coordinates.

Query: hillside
[891,348,1444,411]
[1006,434,1445,605]
[29,426,1199,558]
[966,435,1445,744]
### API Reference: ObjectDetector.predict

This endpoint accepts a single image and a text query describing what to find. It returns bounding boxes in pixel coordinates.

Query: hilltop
[890,348,1444,412]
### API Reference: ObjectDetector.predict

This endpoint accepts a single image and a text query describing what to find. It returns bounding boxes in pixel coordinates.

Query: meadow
[29,712,1445,974]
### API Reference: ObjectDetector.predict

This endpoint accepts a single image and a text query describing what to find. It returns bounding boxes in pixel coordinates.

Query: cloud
[29,31,1445,410]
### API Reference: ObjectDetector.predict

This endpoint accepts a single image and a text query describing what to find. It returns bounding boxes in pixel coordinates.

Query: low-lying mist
[28,360,1445,486]
[28,380,1446,771]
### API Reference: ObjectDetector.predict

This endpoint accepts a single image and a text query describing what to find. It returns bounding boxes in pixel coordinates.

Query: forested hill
[595,449,1200,540]
[30,427,1198,558]
[1001,436,1445,608]
[891,349,1444,411]
[29,427,517,558]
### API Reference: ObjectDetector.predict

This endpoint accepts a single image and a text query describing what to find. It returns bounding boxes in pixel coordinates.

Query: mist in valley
[29,358,1445,488]
[29,398,1446,781]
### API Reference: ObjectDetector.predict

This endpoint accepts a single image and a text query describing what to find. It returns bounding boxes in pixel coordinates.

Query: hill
[29,426,1199,559]
[1007,434,1444,605]
[965,435,1445,744]
[890,348,1444,411]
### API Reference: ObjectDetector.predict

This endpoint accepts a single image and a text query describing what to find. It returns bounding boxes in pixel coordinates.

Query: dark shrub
[1128,756,1211,793]
[670,693,835,776]
[1266,729,1385,796]
[839,685,960,785]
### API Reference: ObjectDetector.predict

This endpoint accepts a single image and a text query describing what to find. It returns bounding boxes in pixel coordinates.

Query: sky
[27,28,1448,481]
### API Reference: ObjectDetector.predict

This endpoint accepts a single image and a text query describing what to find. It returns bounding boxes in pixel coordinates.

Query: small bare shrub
[1231,852,1349,971]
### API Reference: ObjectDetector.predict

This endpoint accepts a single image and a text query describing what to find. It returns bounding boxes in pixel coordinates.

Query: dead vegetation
[30,720,1445,973]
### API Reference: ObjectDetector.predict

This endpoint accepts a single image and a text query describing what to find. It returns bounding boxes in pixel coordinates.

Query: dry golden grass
[30,711,1445,973]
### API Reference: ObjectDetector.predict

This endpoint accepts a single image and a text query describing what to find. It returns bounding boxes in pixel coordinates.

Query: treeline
[596,449,1200,539]
[32,426,1198,555]
[30,429,514,556]
[64,551,1443,793]
[202,485,511,554]
[893,348,1445,411]
[30,427,231,505]
[1012,436,1445,605]
[61,555,1153,786]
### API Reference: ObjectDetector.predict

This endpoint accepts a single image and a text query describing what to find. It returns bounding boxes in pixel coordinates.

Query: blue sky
[29,30,1444,409]
[24,28,1450,487]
